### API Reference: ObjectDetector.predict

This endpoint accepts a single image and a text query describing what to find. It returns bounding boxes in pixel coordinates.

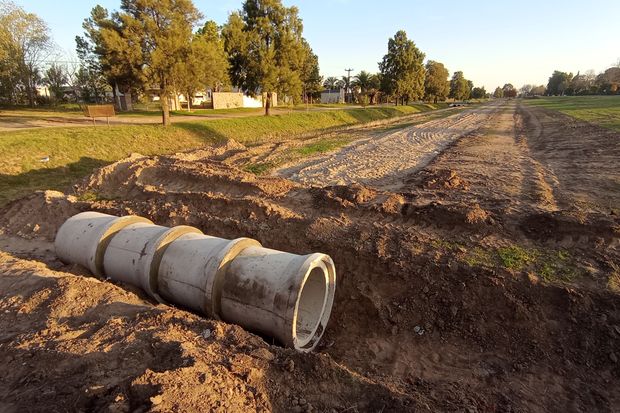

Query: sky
[14,0,620,91]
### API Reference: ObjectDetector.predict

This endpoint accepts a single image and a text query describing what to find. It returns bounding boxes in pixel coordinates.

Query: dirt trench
[0,101,619,412]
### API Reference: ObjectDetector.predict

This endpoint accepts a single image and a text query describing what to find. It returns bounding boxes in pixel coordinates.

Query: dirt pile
[0,190,85,240]
[1,101,619,412]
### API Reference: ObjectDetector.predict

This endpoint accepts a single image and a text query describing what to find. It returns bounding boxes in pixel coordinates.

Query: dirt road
[0,100,619,412]
[280,100,620,214]
[278,102,501,189]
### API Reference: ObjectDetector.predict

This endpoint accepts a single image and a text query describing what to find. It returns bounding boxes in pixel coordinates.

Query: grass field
[523,95,620,131]
[0,104,444,205]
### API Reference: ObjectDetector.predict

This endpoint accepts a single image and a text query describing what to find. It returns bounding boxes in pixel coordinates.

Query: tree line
[321,30,486,106]
[543,65,620,96]
[1,0,491,125]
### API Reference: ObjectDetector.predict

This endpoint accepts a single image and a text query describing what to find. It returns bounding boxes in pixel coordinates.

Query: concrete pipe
[157,232,260,316]
[102,222,201,302]
[54,211,152,276]
[54,212,337,352]
[221,246,336,352]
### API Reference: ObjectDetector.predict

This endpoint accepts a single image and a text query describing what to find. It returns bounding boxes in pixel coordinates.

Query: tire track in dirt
[513,106,561,211]
[276,102,502,189]
[517,102,620,213]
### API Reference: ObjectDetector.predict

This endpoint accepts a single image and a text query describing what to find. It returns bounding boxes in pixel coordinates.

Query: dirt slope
[0,100,619,412]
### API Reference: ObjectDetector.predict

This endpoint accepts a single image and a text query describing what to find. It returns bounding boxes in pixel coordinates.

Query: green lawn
[523,95,620,131]
[0,104,440,205]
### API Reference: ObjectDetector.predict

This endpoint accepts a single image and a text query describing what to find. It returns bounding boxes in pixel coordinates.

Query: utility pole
[344,68,353,103]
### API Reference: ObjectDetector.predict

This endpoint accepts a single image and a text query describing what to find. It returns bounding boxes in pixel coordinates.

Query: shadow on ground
[0,157,109,206]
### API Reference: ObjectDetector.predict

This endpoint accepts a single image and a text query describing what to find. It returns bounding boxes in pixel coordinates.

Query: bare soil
[277,102,502,189]
[1,101,619,412]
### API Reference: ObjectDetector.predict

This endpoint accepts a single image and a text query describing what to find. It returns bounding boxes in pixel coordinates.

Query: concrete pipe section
[54,212,336,352]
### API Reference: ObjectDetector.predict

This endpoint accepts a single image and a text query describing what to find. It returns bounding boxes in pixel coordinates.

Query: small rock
[423,286,429,294]
[610,352,618,363]
[202,329,212,339]
[150,395,163,406]
[414,326,421,333]
[299,398,307,405]
[285,359,295,372]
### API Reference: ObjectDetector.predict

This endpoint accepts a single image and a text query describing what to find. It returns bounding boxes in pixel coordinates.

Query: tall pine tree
[379,30,425,105]
[222,0,309,115]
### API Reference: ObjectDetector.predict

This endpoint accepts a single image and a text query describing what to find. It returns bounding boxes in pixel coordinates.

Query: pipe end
[291,254,336,352]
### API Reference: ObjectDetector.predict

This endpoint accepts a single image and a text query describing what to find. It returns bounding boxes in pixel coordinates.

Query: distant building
[320,89,344,104]
[211,92,277,109]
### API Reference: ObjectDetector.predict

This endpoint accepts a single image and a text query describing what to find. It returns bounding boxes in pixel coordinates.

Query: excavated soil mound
[1,102,619,412]
[1,148,618,412]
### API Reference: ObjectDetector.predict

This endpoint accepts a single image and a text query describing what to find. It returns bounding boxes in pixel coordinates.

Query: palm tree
[352,71,381,104]
[323,76,339,90]
[352,70,373,93]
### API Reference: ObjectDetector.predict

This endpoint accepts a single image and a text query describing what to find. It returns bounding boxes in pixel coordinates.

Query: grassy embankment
[0,103,446,205]
[523,95,620,131]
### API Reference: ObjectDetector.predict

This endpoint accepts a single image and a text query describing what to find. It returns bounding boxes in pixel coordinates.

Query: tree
[449,71,470,101]
[352,70,372,93]
[43,63,68,102]
[80,1,201,124]
[74,65,108,103]
[519,84,533,96]
[323,76,339,90]
[493,86,503,98]
[530,85,546,96]
[176,20,230,111]
[424,60,449,103]
[596,67,620,94]
[0,2,53,106]
[502,83,516,98]
[546,71,572,96]
[379,30,425,105]
[300,40,322,103]
[352,70,380,105]
[569,72,595,95]
[471,86,486,99]
[77,5,147,111]
[341,75,352,103]
[223,0,309,115]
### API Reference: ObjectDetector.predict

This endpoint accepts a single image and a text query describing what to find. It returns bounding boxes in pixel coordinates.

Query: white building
[320,89,345,104]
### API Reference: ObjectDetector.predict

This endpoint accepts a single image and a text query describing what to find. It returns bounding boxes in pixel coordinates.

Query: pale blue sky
[15,0,620,90]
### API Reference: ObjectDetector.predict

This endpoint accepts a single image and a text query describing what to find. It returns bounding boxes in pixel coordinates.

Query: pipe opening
[295,266,328,347]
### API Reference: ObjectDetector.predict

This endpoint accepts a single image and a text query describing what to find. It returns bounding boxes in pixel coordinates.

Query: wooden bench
[83,104,115,126]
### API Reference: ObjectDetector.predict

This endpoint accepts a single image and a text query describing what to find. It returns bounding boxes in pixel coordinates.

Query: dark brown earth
[0,101,619,412]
